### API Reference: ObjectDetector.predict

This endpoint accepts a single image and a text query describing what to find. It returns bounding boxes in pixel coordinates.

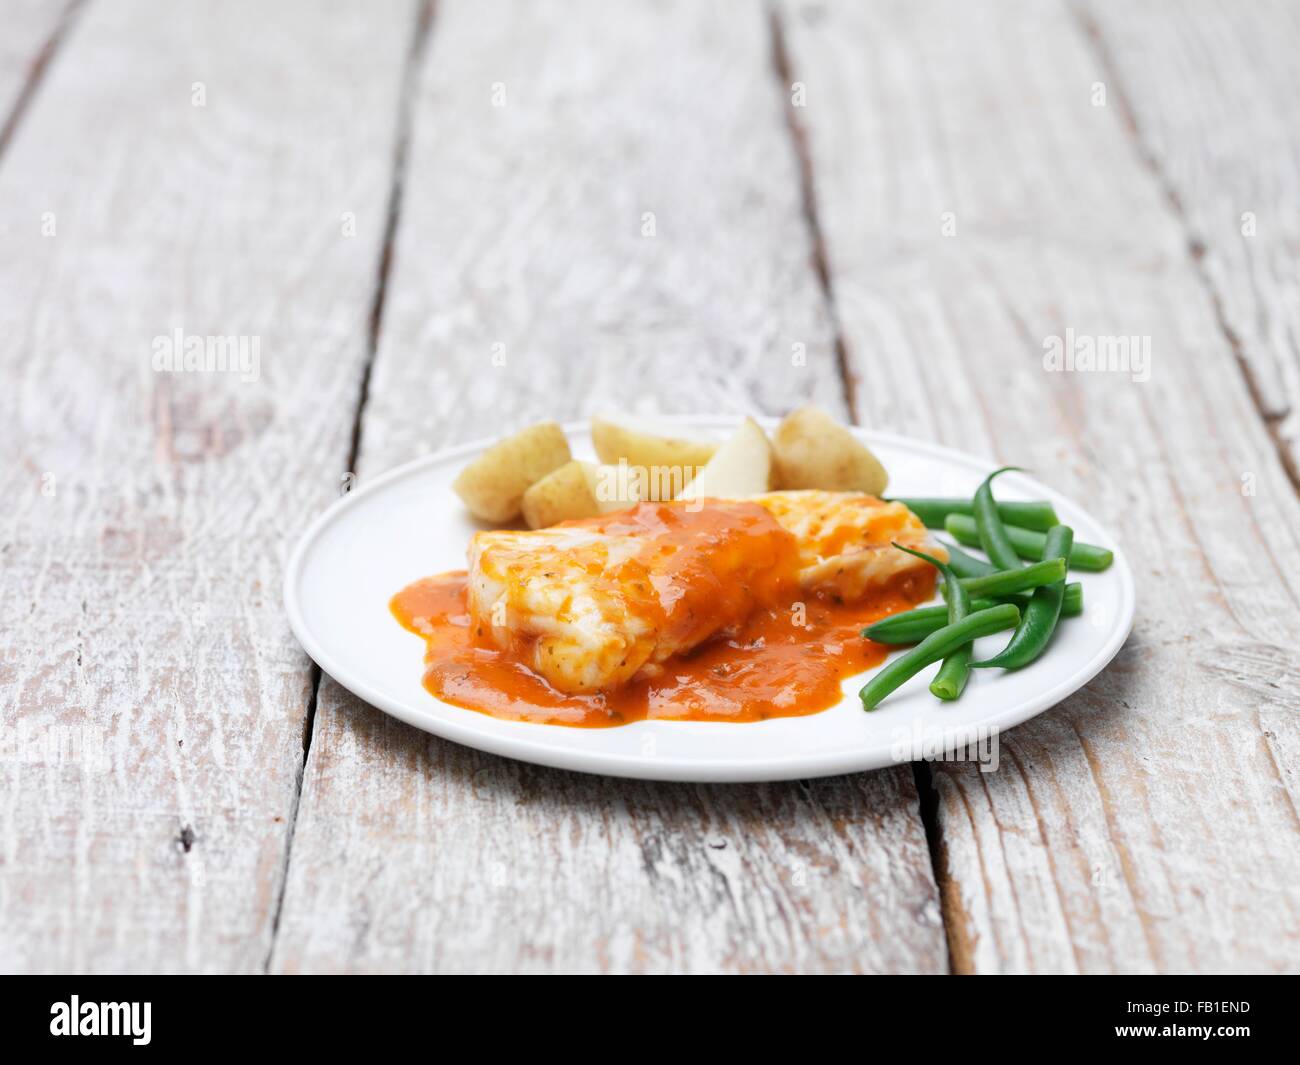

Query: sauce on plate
[391,566,935,728]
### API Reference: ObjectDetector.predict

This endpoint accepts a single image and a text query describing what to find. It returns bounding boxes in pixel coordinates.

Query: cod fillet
[467,492,942,694]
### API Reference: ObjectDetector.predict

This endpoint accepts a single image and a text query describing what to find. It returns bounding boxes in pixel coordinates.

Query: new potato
[677,417,772,499]
[772,406,888,495]
[522,461,645,528]
[522,461,602,528]
[452,421,571,522]
[590,415,716,490]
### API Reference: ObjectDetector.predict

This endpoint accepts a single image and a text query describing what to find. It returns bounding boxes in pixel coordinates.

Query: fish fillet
[752,490,944,601]
[467,493,942,694]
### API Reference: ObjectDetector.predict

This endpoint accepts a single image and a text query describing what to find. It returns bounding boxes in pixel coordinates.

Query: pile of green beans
[860,467,1111,711]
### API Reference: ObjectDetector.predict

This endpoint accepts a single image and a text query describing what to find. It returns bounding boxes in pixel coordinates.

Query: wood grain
[780,0,1300,973]
[270,0,947,974]
[0,0,417,972]
[0,0,78,141]
[1076,0,1300,480]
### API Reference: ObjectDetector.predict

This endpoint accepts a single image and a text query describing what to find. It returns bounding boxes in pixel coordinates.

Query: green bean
[865,601,996,644]
[890,543,971,701]
[957,558,1067,598]
[930,634,972,700]
[890,497,1059,532]
[975,525,1073,670]
[859,605,1021,711]
[944,513,1114,572]
[973,466,1026,570]
[939,540,997,579]
[868,584,1083,645]
[941,580,1082,612]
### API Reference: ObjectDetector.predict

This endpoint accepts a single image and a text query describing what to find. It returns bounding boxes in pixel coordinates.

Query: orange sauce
[390,568,935,728]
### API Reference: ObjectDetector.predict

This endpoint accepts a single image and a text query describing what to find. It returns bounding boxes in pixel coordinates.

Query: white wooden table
[3,0,1298,974]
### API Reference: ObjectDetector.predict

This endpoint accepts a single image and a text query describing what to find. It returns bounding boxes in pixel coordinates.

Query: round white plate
[285,417,1134,782]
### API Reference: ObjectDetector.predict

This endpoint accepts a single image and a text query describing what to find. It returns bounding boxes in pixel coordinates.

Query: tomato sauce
[390,568,935,728]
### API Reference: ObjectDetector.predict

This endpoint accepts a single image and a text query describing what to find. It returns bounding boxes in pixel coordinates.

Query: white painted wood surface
[269,0,946,975]
[0,0,417,972]
[780,0,1300,973]
[0,0,76,133]
[1076,0,1300,478]
[3,0,1297,974]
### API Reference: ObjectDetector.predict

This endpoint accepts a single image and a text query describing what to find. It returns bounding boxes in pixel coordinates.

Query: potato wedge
[590,414,716,492]
[453,421,571,522]
[522,461,603,529]
[772,406,888,495]
[677,417,772,499]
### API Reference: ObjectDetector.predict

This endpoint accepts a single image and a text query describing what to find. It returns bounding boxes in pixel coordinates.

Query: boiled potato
[590,414,716,492]
[453,420,571,522]
[522,461,602,529]
[677,417,772,499]
[772,405,888,495]
[523,461,645,528]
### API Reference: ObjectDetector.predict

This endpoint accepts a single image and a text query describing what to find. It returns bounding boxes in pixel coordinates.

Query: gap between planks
[0,0,86,163]
[768,4,859,424]
[768,4,957,972]
[1071,2,1300,497]
[261,0,437,975]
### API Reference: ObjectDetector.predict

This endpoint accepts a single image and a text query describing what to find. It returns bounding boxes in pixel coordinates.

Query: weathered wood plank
[1076,0,1300,480]
[0,0,417,972]
[0,0,77,138]
[780,0,1300,973]
[271,0,946,974]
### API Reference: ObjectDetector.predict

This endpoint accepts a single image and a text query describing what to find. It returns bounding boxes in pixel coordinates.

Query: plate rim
[284,417,1136,782]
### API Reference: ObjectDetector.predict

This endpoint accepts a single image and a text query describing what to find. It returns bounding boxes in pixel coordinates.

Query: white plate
[285,418,1134,782]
